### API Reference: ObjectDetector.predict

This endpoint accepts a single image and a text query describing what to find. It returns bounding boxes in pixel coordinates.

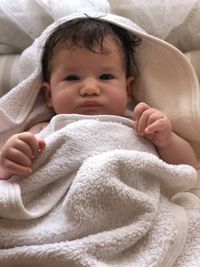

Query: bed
[0,0,200,266]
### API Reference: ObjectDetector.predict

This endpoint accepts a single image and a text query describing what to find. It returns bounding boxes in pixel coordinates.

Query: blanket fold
[0,115,198,267]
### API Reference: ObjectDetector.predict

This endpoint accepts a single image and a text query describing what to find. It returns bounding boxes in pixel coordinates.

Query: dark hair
[42,17,141,82]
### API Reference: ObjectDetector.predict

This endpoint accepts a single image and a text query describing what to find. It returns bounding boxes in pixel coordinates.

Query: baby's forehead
[50,34,125,65]
[51,36,124,62]
[52,32,123,53]
[48,37,126,76]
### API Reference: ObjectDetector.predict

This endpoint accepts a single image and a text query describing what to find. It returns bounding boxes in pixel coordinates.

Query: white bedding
[109,0,200,52]
[0,1,200,266]
[0,114,199,267]
[1,0,200,53]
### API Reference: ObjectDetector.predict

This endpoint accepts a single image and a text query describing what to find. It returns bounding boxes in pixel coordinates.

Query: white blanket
[0,114,199,267]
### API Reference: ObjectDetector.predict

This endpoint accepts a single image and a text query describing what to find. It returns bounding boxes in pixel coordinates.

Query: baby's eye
[99,74,113,80]
[65,75,79,81]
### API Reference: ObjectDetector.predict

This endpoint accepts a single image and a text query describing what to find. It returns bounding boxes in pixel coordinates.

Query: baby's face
[43,36,133,116]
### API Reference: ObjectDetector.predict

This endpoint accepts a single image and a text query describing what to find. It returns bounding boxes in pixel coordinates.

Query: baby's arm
[133,102,198,168]
[0,132,45,179]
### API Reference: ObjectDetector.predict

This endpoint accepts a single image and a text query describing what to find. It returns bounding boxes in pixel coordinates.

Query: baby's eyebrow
[101,66,124,73]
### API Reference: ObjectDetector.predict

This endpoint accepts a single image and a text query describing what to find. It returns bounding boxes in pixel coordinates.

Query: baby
[0,17,197,179]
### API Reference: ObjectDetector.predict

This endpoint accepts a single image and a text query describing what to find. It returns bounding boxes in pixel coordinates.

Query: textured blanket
[0,114,199,267]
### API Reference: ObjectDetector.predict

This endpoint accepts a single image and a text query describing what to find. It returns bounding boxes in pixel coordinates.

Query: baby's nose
[80,79,100,96]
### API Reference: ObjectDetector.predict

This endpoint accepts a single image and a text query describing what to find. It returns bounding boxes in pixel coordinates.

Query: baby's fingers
[18,133,45,160]
[145,118,169,134]
[8,147,33,166]
[38,139,46,152]
[133,102,150,121]
[2,158,32,175]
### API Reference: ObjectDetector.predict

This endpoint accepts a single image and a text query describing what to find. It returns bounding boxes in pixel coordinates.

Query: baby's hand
[0,132,45,176]
[133,102,172,148]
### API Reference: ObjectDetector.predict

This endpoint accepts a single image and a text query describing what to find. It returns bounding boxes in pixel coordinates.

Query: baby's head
[41,17,141,116]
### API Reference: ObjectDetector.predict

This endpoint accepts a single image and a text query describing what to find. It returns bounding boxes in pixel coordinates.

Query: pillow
[0,3,32,54]
[0,55,20,97]
[109,0,200,52]
[0,0,110,55]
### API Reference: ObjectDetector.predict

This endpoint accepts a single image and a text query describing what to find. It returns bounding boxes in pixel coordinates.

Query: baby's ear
[126,76,134,100]
[41,82,53,107]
